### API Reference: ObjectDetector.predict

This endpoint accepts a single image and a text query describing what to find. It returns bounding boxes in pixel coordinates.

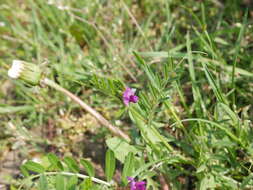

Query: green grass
[0,0,253,189]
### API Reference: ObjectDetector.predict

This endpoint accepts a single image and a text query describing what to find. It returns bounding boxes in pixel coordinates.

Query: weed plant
[0,0,253,189]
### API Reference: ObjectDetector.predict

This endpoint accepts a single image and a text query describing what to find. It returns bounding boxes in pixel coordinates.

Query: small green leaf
[38,174,48,190]
[47,153,63,171]
[63,156,79,172]
[105,149,115,182]
[20,165,29,177]
[24,161,45,173]
[47,153,58,165]
[122,152,135,185]
[90,74,124,100]
[56,174,65,190]
[129,107,161,144]
[106,137,138,162]
[80,159,95,177]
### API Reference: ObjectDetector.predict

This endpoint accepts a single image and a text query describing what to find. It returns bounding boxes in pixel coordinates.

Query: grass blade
[202,63,228,105]
[186,32,206,116]
[231,10,248,107]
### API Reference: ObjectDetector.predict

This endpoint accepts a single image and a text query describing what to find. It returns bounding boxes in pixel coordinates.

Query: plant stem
[41,78,130,142]
[18,171,111,190]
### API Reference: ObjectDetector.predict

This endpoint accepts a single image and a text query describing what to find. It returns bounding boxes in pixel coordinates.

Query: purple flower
[123,87,139,106]
[127,177,146,190]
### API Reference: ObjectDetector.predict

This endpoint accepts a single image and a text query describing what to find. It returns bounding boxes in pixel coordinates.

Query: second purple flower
[127,177,146,190]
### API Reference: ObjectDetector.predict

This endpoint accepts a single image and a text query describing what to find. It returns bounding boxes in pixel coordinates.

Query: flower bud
[8,60,42,86]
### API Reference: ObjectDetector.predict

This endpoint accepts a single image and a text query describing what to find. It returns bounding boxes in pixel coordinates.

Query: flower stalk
[8,60,130,142]
[41,78,130,142]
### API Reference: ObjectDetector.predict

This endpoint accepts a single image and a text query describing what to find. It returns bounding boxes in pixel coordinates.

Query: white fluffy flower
[8,60,24,79]
[0,22,5,27]
[7,60,42,85]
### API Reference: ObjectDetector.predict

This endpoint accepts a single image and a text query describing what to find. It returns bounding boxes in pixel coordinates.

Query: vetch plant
[9,49,253,189]
[3,0,253,189]
[18,151,149,189]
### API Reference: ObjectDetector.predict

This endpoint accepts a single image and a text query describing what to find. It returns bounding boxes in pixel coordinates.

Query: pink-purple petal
[123,99,130,106]
[136,181,146,190]
[123,87,139,106]
[127,177,146,190]
[127,177,134,181]
[129,95,138,103]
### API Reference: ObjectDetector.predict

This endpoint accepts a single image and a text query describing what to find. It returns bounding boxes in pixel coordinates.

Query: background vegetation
[0,0,253,189]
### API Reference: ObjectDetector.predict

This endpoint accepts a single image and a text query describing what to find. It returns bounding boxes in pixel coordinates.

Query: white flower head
[8,60,24,79]
[8,60,42,86]
[0,22,5,27]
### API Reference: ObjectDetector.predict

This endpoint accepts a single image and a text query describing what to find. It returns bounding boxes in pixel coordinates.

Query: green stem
[18,171,111,190]
[164,101,187,134]
[170,118,242,145]
[149,124,174,152]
